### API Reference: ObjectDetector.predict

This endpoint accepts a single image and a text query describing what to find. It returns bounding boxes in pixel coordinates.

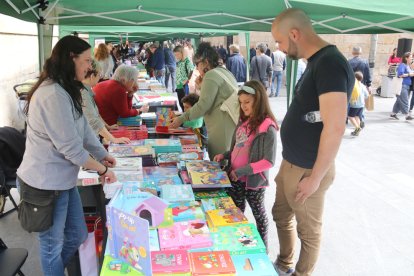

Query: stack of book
[141,112,157,128]
[201,196,236,212]
[145,139,182,154]
[108,144,156,166]
[158,152,199,167]
[117,115,142,126]
[185,161,231,189]
[110,126,148,140]
[181,144,204,160]
[112,157,142,171]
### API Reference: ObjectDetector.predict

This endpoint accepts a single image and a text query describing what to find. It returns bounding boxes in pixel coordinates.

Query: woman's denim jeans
[38,187,87,276]
[392,84,410,115]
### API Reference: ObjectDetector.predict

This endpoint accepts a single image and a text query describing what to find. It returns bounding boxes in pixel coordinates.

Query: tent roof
[2,0,414,34]
[59,25,242,42]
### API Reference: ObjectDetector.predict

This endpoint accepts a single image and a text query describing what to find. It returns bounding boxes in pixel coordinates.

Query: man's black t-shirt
[280,45,354,169]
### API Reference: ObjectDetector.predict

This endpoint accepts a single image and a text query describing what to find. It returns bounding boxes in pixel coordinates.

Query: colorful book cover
[158,220,213,251]
[157,152,180,165]
[180,170,191,184]
[109,145,155,158]
[201,197,236,212]
[210,224,266,255]
[143,166,182,191]
[185,160,222,173]
[122,181,157,197]
[151,250,190,275]
[156,107,173,126]
[109,207,151,275]
[194,190,228,200]
[190,171,231,188]
[149,229,160,251]
[205,208,248,228]
[166,201,205,222]
[161,184,195,204]
[113,157,143,171]
[114,171,144,183]
[189,251,236,276]
[231,253,277,276]
[101,255,143,275]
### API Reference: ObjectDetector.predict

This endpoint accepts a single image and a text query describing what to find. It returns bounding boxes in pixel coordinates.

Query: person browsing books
[81,59,130,144]
[16,35,117,276]
[213,80,278,250]
[94,65,149,125]
[170,42,237,159]
[181,94,208,149]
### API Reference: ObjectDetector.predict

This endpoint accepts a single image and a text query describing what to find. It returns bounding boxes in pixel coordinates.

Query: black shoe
[390,114,399,120]
[360,121,365,129]
[351,128,361,136]
[269,93,274,97]
[406,115,413,121]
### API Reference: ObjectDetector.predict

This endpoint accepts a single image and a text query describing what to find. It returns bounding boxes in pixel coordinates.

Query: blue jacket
[151,47,165,70]
[226,53,247,82]
[164,48,176,68]
[348,56,372,87]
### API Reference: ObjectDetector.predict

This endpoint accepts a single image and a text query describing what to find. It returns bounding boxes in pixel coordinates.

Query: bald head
[272,8,314,35]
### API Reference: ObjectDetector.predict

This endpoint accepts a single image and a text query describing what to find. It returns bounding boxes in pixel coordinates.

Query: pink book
[151,249,190,274]
[158,219,213,251]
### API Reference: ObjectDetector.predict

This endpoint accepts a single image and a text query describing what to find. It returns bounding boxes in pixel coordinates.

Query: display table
[380,75,402,98]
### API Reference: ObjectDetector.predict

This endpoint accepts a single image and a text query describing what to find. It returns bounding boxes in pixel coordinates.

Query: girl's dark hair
[181,93,200,106]
[402,52,411,64]
[238,80,278,133]
[25,35,91,116]
[194,42,219,68]
[391,47,397,59]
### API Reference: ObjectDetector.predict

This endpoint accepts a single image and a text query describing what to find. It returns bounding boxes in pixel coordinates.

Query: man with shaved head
[271,8,355,276]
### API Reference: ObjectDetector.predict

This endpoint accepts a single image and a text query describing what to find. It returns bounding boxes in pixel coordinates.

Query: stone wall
[204,32,414,88]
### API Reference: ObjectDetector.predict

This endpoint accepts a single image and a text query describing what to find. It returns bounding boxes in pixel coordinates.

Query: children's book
[114,171,144,183]
[190,171,231,189]
[210,224,266,255]
[107,207,151,275]
[101,255,143,275]
[194,190,228,200]
[113,157,143,171]
[158,220,213,251]
[156,107,173,126]
[205,208,248,229]
[189,251,236,276]
[157,152,180,166]
[122,181,158,197]
[109,145,155,158]
[151,250,190,275]
[161,184,195,204]
[166,201,205,222]
[185,160,222,173]
[201,197,236,212]
[231,253,277,276]
[143,166,182,191]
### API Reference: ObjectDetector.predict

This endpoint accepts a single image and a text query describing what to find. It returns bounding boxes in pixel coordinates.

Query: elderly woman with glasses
[94,65,149,126]
[170,42,237,159]
[81,60,130,144]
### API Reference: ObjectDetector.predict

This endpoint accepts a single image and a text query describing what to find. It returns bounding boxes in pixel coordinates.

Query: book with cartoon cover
[161,184,195,204]
[107,207,151,275]
[201,197,236,212]
[189,250,236,276]
[209,224,266,255]
[113,157,143,171]
[189,171,231,189]
[194,190,228,200]
[205,208,248,229]
[158,220,213,251]
[114,171,144,183]
[231,253,277,276]
[151,249,190,275]
[143,166,182,191]
[109,145,155,158]
[166,201,205,222]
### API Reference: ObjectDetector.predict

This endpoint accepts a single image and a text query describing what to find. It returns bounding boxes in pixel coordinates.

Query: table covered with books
[78,113,278,276]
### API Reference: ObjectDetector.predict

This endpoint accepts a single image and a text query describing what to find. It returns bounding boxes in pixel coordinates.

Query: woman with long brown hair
[94,43,114,81]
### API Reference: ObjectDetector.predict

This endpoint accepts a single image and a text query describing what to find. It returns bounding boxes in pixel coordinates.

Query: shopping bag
[79,232,98,276]
[365,94,374,111]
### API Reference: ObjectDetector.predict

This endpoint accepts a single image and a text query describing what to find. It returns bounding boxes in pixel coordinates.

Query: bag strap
[255,57,262,81]
[214,67,238,92]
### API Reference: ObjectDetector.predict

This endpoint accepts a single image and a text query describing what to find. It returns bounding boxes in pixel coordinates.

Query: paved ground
[1,92,414,276]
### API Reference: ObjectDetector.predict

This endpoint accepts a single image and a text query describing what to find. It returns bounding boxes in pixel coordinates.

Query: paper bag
[365,94,374,111]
